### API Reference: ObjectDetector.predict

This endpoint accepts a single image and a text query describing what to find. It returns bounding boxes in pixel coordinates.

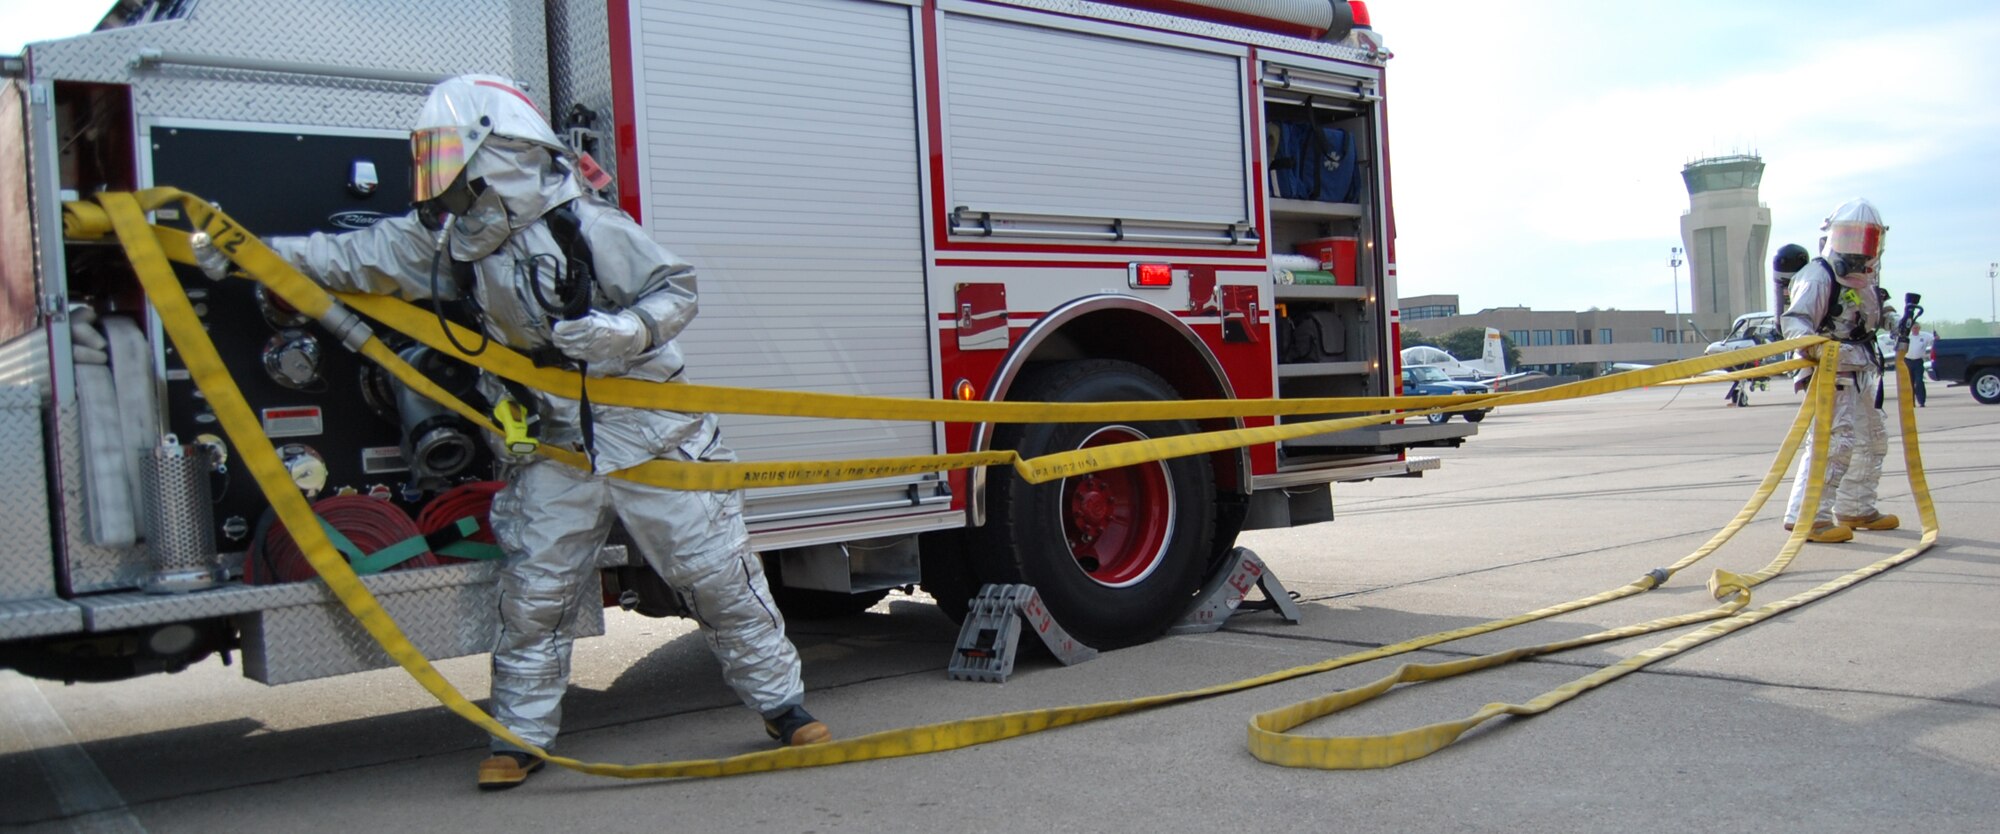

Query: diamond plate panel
[28,0,549,133]
[0,386,54,601]
[75,559,497,630]
[548,0,617,192]
[56,404,151,593]
[0,598,84,640]
[240,562,607,685]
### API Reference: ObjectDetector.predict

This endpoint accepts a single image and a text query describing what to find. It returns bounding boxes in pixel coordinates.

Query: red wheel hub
[1061,426,1175,588]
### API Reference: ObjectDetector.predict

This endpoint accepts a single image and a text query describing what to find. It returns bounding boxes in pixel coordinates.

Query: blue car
[1401,365,1491,423]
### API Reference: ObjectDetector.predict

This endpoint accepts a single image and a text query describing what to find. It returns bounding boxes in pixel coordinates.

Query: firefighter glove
[551,309,651,365]
[189,232,233,281]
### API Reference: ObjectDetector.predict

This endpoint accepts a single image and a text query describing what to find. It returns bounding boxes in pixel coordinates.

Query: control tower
[1679,155,1773,340]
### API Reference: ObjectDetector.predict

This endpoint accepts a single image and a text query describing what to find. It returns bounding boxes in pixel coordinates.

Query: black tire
[1464,410,1487,423]
[762,556,891,620]
[977,360,1216,649]
[1426,411,1451,424]
[1972,368,2000,405]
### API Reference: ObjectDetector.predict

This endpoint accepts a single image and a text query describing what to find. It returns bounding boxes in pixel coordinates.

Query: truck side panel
[624,0,948,530]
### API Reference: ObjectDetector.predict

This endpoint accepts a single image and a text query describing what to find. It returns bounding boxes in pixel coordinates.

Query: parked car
[1931,336,2000,404]
[1402,365,1491,423]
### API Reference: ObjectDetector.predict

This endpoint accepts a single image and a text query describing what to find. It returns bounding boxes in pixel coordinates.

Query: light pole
[1990,261,1996,325]
[1669,246,1685,356]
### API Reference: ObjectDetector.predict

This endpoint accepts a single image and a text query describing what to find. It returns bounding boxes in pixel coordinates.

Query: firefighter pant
[1785,367,1889,527]
[485,458,805,754]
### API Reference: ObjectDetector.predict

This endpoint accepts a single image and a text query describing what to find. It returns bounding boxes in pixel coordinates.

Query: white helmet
[1818,198,1887,277]
[410,75,564,203]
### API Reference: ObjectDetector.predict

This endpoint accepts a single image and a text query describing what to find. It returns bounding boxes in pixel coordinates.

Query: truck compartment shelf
[1280,421,1476,450]
[1273,284,1368,301]
[1278,360,1372,378]
[1269,198,1364,219]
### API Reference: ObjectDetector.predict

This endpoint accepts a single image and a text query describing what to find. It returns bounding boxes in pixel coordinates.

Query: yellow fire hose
[65,190,1935,778]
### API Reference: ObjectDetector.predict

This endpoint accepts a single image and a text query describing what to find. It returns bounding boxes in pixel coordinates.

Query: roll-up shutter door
[632,0,935,490]
[941,12,1249,233]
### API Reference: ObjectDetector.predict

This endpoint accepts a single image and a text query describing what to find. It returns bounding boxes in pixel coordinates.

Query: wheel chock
[947,584,1099,683]
[1167,547,1302,635]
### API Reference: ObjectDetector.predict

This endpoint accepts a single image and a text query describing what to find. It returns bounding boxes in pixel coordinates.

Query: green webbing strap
[437,541,506,561]
[343,525,434,575]
[431,516,505,562]
[314,518,364,565]
[314,516,501,576]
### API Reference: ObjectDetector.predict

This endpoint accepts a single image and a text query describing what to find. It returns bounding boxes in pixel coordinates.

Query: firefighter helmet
[410,75,564,203]
[1819,198,1886,278]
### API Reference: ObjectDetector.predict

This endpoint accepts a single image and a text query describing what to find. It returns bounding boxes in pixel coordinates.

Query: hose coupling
[316,302,375,353]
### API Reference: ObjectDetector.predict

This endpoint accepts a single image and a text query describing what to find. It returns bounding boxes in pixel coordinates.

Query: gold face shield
[411,127,476,203]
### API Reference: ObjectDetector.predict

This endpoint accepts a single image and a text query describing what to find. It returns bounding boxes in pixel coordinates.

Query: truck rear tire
[1972,368,2000,404]
[977,360,1216,649]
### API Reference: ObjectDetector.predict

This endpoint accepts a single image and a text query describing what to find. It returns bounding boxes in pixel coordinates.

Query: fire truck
[0,0,1470,686]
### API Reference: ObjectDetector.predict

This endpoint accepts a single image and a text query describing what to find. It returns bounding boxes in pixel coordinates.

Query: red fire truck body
[0,0,1465,683]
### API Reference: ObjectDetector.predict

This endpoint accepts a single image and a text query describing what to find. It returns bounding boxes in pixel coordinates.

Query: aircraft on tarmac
[1401,327,1540,388]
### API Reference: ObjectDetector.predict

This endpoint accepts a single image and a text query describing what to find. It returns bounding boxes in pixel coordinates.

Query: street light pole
[1990,261,1996,325]
[1669,246,1685,356]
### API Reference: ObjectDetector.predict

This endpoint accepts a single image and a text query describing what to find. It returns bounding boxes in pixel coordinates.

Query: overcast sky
[8,2,1998,322]
[1371,0,2000,324]
[0,0,100,55]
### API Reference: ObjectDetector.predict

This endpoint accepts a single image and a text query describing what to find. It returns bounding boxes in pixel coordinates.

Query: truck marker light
[955,378,979,401]
[1128,262,1173,288]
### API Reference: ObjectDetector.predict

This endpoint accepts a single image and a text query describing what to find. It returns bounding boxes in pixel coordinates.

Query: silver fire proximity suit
[254,76,809,759]
[1780,200,1890,531]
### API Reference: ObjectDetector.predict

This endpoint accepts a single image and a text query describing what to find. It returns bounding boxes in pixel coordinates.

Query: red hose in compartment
[417,481,506,564]
[245,495,437,585]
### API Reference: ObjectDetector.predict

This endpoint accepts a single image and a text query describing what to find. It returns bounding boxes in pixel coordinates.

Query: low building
[1400,294,1702,377]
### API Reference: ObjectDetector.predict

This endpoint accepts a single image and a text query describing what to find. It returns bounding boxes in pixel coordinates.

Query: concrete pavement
[4,381,1997,832]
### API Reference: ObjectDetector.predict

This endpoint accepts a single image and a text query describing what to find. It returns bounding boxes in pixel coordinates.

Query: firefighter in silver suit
[197,75,828,789]
[1779,198,1900,543]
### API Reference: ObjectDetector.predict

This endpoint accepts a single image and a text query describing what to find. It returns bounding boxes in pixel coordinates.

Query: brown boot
[1783,520,1854,543]
[477,752,544,791]
[1836,511,1900,531]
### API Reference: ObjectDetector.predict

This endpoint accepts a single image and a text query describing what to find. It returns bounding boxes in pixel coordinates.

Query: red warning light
[1131,263,1173,288]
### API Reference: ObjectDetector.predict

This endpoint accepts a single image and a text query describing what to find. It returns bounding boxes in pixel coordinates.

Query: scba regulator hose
[246,495,440,585]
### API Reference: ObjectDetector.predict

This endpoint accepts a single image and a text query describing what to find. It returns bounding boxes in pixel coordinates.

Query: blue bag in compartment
[1314,126,1357,203]
[1272,120,1316,199]
[1270,117,1358,203]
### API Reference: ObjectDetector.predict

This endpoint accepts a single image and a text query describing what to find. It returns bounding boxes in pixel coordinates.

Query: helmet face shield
[1825,221,1884,261]
[1825,221,1885,277]
[1819,198,1886,276]
[411,127,476,203]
